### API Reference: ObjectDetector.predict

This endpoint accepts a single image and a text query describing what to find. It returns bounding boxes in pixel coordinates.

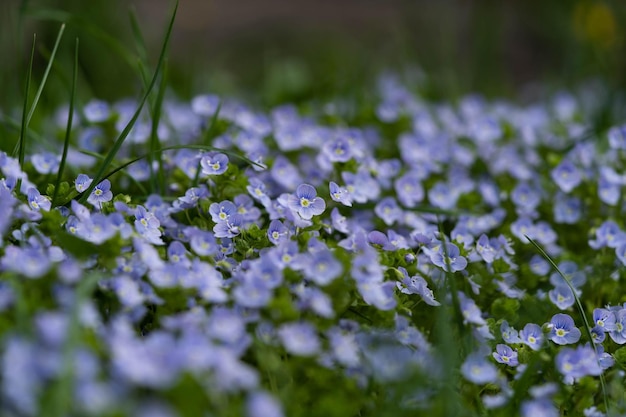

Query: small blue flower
[277,322,320,356]
[246,391,284,417]
[213,214,243,238]
[593,308,617,332]
[209,200,238,223]
[608,124,626,150]
[520,323,543,351]
[200,152,229,176]
[556,344,602,379]
[548,285,575,310]
[461,353,498,384]
[547,313,581,345]
[74,174,93,193]
[500,320,522,344]
[374,197,402,226]
[609,308,626,344]
[30,152,60,175]
[511,183,541,214]
[329,181,353,207]
[520,399,558,417]
[27,188,51,212]
[300,249,342,286]
[551,159,581,193]
[553,194,581,224]
[492,344,519,367]
[267,219,290,245]
[287,184,325,220]
[394,171,425,208]
[84,99,111,123]
[87,179,113,206]
[431,242,467,272]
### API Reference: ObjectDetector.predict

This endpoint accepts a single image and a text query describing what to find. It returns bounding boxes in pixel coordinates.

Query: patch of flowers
[1,74,626,417]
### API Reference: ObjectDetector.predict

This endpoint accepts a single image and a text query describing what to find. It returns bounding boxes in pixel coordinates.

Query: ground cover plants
[2,3,626,417]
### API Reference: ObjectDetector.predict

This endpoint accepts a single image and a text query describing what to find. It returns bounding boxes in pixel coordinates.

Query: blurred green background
[1,0,626,110]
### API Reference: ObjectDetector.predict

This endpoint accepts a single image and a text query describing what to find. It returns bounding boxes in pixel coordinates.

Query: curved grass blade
[26,23,65,124]
[77,0,178,204]
[148,60,168,194]
[52,38,78,207]
[15,34,36,193]
[525,235,610,414]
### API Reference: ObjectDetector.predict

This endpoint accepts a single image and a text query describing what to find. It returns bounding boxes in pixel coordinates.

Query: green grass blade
[525,235,610,414]
[77,0,178,204]
[202,101,222,146]
[128,6,148,63]
[26,23,65,125]
[149,60,168,194]
[52,38,78,207]
[15,34,36,193]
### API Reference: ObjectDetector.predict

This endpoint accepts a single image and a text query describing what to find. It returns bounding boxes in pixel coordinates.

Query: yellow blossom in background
[573,1,618,49]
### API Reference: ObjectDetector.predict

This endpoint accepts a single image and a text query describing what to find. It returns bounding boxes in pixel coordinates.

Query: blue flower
[593,308,617,332]
[277,322,320,356]
[500,320,522,344]
[300,249,342,286]
[27,187,51,212]
[1,245,51,278]
[553,194,581,224]
[374,197,402,226]
[431,242,468,272]
[271,156,303,191]
[213,214,243,238]
[322,136,353,163]
[520,323,543,351]
[520,399,558,417]
[492,344,519,367]
[589,220,626,249]
[84,99,111,123]
[511,182,541,214]
[394,171,425,208]
[329,181,353,207]
[608,124,626,150]
[548,285,575,310]
[87,179,113,206]
[459,292,486,325]
[267,219,290,245]
[209,200,238,223]
[246,391,284,417]
[191,94,219,116]
[200,152,229,176]
[428,181,459,210]
[551,159,581,193]
[547,313,581,345]
[609,308,626,344]
[74,174,93,193]
[287,184,325,220]
[598,176,620,206]
[30,152,60,174]
[461,353,498,384]
[556,344,602,380]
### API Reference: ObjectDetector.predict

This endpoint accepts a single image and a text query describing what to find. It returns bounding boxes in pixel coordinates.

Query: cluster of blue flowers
[1,74,626,416]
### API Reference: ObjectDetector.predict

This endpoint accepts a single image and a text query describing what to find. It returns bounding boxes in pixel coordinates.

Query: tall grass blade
[149,60,168,194]
[15,34,36,193]
[26,23,65,125]
[77,0,179,204]
[525,235,610,414]
[52,38,78,207]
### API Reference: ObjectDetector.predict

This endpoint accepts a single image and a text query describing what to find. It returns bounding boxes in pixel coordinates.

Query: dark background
[1,0,626,110]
